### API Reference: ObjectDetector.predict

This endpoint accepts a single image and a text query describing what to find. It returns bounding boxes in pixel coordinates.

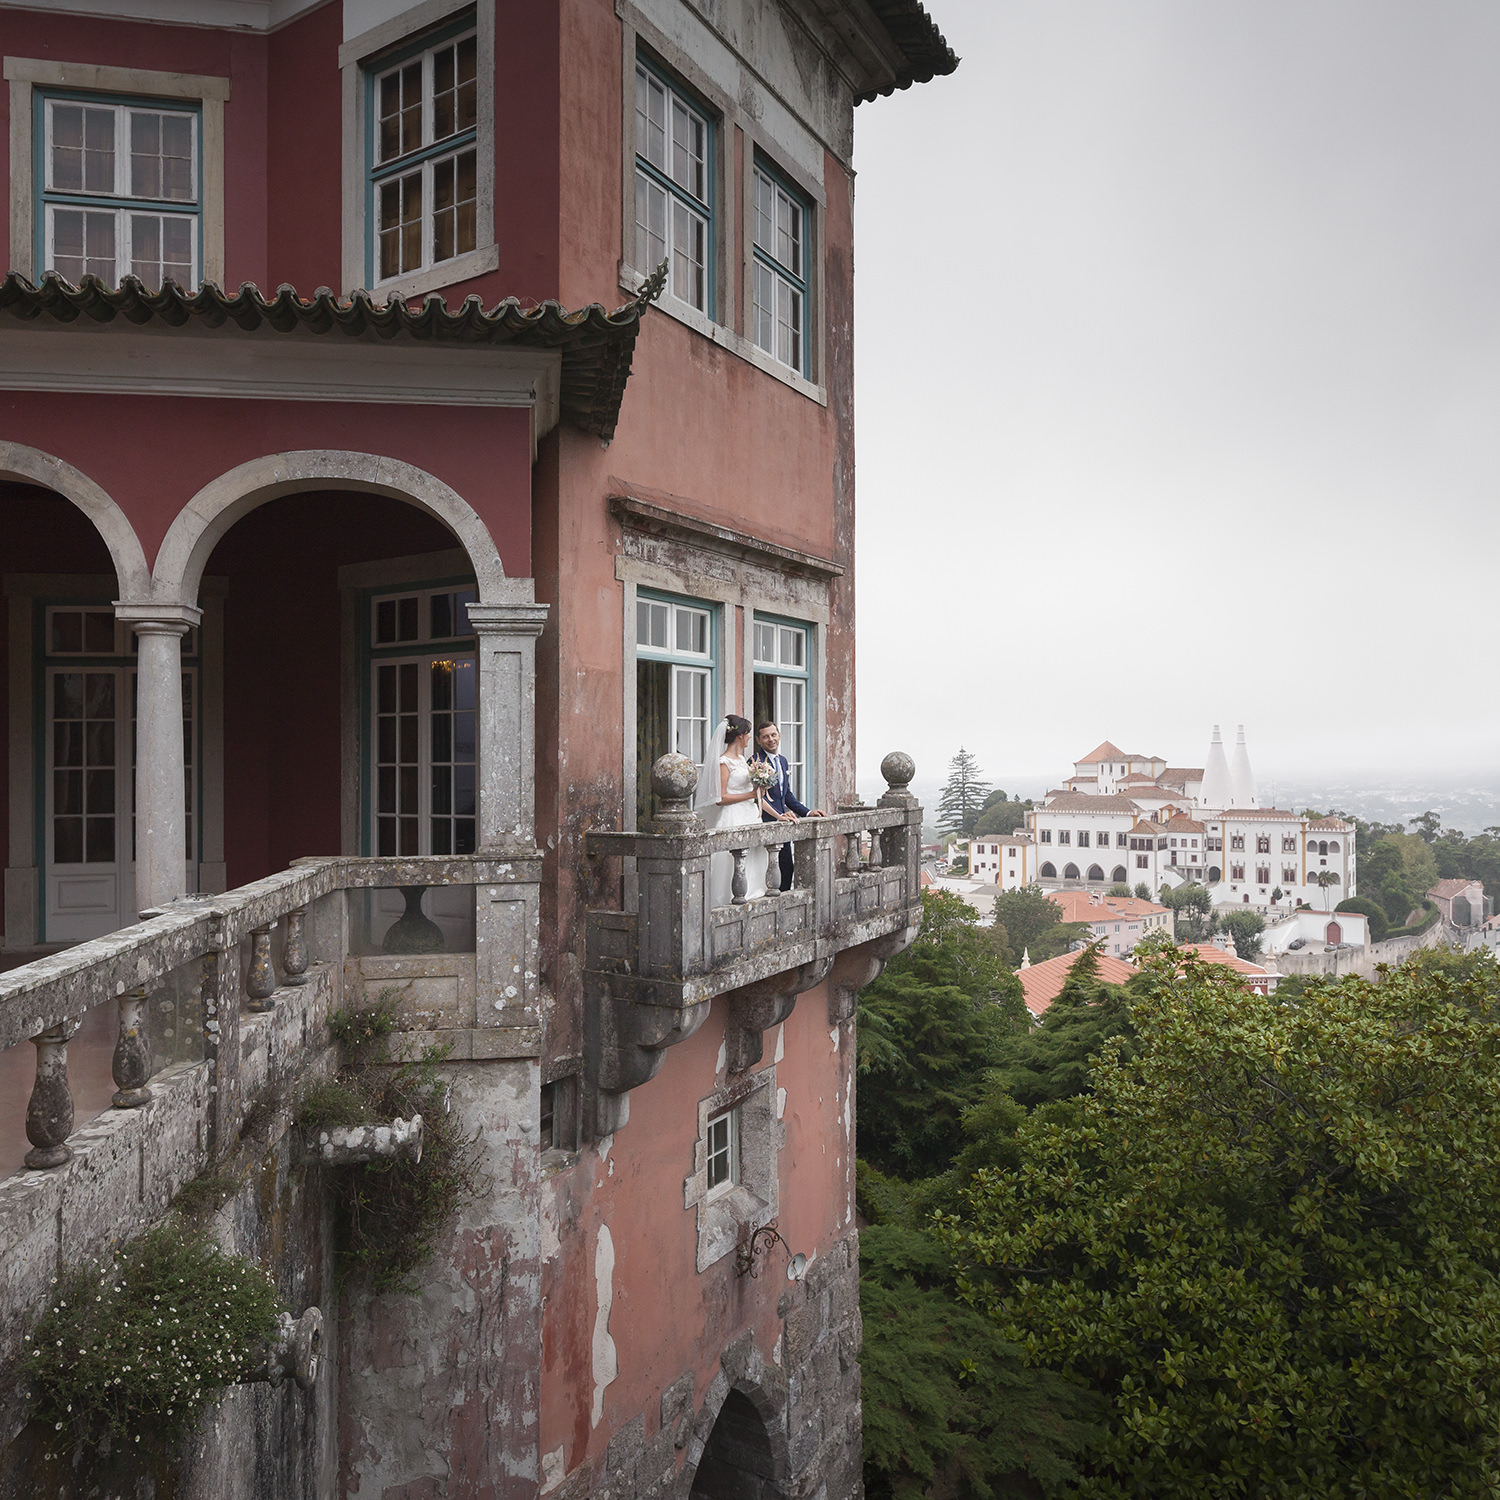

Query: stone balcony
[582,752,922,1133]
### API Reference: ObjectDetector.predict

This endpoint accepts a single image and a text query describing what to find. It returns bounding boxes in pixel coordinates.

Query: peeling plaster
[541,1445,566,1494]
[773,1024,785,1063]
[716,1036,727,1075]
[776,1087,786,1121]
[829,1026,839,1050]
[540,1191,561,1263]
[596,1132,613,1167]
[591,1225,618,1428]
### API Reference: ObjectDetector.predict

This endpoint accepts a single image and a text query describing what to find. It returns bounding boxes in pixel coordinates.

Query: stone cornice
[608,493,845,580]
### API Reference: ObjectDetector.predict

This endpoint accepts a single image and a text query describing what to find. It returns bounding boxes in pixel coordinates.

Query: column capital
[114,601,202,633]
[467,601,549,638]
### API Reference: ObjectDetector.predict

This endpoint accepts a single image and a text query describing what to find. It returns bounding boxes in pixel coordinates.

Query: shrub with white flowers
[25,1222,281,1448]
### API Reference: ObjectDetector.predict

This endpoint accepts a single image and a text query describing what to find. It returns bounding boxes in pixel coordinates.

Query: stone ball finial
[881,751,915,790]
[652,752,700,808]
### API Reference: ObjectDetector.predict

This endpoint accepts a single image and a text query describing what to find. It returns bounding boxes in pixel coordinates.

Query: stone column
[116,604,200,914]
[466,587,548,849]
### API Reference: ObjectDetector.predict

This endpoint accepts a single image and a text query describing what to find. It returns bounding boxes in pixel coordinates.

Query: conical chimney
[1229,724,1259,808]
[1200,724,1233,810]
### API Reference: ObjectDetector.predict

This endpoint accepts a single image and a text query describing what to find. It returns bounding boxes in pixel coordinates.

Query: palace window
[1282,837,1297,853]
[1257,866,1270,884]
[1231,864,1245,881]
[1116,832,1129,847]
[1230,835,1245,852]
[752,616,811,802]
[636,591,715,825]
[752,158,808,373]
[1058,830,1071,845]
[39,92,201,288]
[1039,829,1052,843]
[369,585,479,857]
[1256,835,1271,854]
[1282,866,1298,883]
[367,19,479,285]
[705,1107,738,1198]
[1078,831,1090,848]
[635,56,713,313]
[1136,854,1149,869]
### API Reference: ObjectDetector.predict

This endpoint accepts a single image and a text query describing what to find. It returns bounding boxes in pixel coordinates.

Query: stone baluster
[24,1022,75,1169]
[111,985,152,1108]
[246,924,277,1012]
[867,827,884,870]
[282,907,309,985]
[766,841,783,893]
[843,830,864,877]
[731,847,749,905]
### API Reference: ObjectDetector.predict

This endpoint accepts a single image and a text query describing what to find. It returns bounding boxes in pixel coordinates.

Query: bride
[694,714,767,905]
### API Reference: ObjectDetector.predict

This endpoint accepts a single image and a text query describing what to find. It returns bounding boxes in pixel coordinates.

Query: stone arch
[687,1381,789,1499]
[1039,861,1056,879]
[152,450,510,607]
[1111,865,1127,884]
[1063,862,1080,880]
[0,440,151,599]
[1208,865,1221,883]
[1086,863,1105,882]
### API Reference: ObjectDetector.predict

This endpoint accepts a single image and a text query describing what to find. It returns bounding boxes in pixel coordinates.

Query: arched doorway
[1,449,149,949]
[1086,863,1104,882]
[1326,920,1342,945]
[1063,863,1080,880]
[690,1389,784,1499]
[1039,862,1056,879]
[1207,865,1221,883]
[1111,865,1127,884]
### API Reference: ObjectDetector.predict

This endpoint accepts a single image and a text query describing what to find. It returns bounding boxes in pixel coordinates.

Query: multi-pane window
[40,94,200,288]
[1231,864,1246,882]
[369,23,478,283]
[1256,835,1271,854]
[1282,837,1298,853]
[1058,830,1071,846]
[1230,835,1246,851]
[1039,830,1051,844]
[634,60,711,312]
[1283,866,1298,884]
[751,162,808,373]
[1257,866,1271,884]
[753,618,811,802]
[636,593,715,826]
[369,585,478,857]
[1078,832,1090,848]
[705,1108,738,1197]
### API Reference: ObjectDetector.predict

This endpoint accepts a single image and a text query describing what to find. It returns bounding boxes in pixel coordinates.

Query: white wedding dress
[707,754,766,906]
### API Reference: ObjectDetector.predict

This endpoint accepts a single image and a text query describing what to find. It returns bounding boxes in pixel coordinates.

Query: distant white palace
[986,727,1356,910]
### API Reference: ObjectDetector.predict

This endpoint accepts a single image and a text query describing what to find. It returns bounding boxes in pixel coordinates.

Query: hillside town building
[1044,888,1173,956]
[998,727,1357,912]
[0,3,953,1496]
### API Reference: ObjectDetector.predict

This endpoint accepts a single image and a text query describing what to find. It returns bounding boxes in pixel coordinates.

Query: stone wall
[1270,919,1454,980]
[547,1229,863,1500]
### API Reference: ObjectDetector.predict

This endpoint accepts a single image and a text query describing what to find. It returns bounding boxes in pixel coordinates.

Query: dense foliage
[994,883,1091,963]
[974,788,1034,839]
[26,1223,281,1449]
[940,949,1500,1499]
[857,893,1027,1179]
[1218,907,1264,959]
[300,995,488,1292]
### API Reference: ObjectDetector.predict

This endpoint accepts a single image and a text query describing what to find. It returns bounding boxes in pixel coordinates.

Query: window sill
[619,261,828,408]
[363,242,500,304]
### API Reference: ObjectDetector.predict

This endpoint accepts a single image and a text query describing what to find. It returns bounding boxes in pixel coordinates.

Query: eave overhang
[792,0,958,103]
[0,272,655,442]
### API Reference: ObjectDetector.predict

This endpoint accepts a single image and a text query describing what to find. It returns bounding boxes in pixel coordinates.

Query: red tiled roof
[1040,793,1143,813]
[1163,814,1206,833]
[1046,890,1168,924]
[1161,768,1203,781]
[1017,949,1138,1016]
[1430,878,1481,900]
[1182,943,1274,978]
[1077,740,1127,764]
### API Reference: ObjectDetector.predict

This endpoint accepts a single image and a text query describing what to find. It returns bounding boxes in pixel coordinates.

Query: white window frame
[704,1107,738,1199]
[633,57,713,314]
[5,58,228,285]
[340,0,498,300]
[751,160,808,374]
[752,615,811,804]
[637,593,716,768]
[39,95,201,290]
[367,22,479,288]
[684,1067,780,1272]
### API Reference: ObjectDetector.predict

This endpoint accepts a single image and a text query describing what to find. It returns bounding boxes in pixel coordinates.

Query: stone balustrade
[581,752,923,1134]
[0,854,531,1176]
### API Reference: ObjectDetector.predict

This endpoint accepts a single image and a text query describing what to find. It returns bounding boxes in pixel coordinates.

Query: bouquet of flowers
[748,758,777,791]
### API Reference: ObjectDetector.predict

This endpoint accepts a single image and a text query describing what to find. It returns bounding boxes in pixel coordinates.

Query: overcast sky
[851,1,1500,802]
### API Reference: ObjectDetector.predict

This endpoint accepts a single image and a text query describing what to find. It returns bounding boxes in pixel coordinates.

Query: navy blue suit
[754,752,809,890]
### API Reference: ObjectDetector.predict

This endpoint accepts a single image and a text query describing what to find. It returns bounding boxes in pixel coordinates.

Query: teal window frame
[751,612,812,803]
[635,588,719,766]
[34,87,203,288]
[363,10,479,288]
[633,52,716,317]
[750,153,810,377]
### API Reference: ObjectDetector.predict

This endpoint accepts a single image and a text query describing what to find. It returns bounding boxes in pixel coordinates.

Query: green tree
[1335,896,1388,941]
[973,794,1031,838]
[1310,868,1340,911]
[943,951,1500,1499]
[1106,883,1132,898]
[937,748,992,837]
[993,884,1088,964]
[989,944,1136,1109]
[1160,882,1214,943]
[857,892,1027,1179]
[1220,908,1265,960]
[1410,809,1443,843]
[861,1223,1104,1500]
[1133,882,1151,901]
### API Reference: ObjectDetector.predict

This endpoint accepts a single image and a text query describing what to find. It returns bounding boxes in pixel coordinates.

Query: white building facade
[1001,726,1357,912]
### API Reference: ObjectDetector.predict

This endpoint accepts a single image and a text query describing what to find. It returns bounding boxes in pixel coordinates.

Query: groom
[753,720,824,891]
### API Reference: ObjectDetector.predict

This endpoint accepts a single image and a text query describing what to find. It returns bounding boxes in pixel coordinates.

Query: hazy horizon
[850,2,1499,795]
